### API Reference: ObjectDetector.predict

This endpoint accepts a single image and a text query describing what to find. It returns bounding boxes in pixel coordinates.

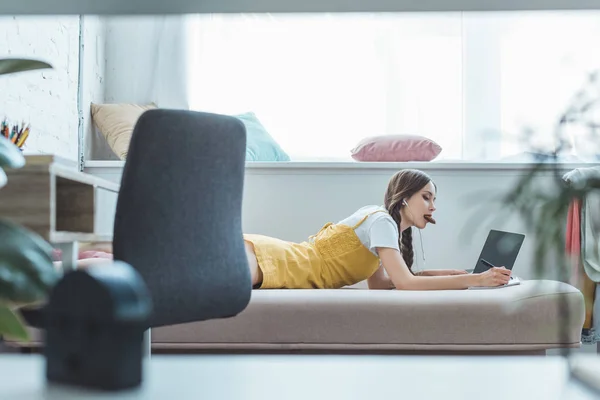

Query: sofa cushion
[235,112,290,162]
[152,280,584,351]
[91,103,157,160]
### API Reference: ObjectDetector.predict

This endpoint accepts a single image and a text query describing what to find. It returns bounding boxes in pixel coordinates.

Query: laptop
[466,229,526,289]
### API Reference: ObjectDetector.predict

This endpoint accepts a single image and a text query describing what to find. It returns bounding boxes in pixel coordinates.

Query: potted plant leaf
[0,58,60,342]
[466,71,600,392]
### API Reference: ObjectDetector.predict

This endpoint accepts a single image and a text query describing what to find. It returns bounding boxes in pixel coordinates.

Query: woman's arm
[377,247,510,290]
[367,265,395,289]
[366,264,470,289]
[367,263,470,289]
[418,269,468,276]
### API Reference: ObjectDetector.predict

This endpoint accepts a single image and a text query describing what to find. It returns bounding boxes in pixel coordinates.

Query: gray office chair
[112,108,252,328]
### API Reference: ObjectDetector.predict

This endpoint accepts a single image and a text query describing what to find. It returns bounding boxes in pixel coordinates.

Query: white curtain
[495,12,600,161]
[185,11,600,162]
[187,13,462,161]
[104,15,190,110]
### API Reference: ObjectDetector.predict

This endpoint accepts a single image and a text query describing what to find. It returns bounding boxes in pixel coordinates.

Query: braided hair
[383,169,435,273]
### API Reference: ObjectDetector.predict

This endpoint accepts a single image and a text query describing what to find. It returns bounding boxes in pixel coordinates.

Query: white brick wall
[81,16,113,161]
[0,15,187,162]
[0,16,81,161]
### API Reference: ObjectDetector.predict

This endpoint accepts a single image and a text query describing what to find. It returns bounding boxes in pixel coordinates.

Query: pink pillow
[351,135,442,162]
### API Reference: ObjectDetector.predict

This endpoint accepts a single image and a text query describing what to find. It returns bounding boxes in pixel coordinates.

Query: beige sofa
[148,279,585,356]
[7,279,585,356]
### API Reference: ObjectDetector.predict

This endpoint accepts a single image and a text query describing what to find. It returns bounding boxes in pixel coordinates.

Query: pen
[480,258,513,283]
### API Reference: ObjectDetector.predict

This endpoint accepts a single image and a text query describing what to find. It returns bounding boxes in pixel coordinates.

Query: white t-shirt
[337,205,400,257]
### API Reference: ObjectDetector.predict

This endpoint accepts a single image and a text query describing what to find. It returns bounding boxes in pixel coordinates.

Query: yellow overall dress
[244,211,386,289]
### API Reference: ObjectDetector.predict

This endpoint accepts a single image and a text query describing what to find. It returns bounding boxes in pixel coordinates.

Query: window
[187,11,600,162]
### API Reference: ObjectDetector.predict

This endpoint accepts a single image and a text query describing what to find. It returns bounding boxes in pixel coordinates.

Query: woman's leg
[244,241,263,287]
[53,243,264,287]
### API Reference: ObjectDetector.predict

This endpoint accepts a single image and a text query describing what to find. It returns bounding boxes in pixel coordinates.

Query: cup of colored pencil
[1,119,30,150]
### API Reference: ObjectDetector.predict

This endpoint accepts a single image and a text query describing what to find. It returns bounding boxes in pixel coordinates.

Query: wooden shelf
[0,155,120,244]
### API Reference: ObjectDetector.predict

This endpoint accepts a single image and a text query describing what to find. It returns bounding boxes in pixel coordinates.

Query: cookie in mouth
[424,214,436,224]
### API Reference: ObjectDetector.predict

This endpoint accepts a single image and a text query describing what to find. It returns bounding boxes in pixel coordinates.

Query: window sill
[84,159,600,173]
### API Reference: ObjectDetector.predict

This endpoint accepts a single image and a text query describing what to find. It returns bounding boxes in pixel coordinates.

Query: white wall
[86,15,189,160]
[0,15,183,163]
[104,16,160,106]
[81,16,111,162]
[0,16,81,161]
[0,14,190,165]
[103,17,188,106]
[85,162,578,282]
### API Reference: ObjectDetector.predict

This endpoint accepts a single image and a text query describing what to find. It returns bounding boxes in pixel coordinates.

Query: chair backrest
[112,109,252,328]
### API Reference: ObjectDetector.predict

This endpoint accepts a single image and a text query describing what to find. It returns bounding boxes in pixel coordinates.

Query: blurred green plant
[491,71,600,281]
[0,58,58,342]
[0,59,52,76]
[462,71,600,368]
[493,70,600,390]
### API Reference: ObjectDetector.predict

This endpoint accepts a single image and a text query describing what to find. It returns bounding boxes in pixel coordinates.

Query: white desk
[1,354,599,400]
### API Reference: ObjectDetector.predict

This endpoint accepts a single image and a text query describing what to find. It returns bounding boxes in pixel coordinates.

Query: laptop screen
[473,230,525,273]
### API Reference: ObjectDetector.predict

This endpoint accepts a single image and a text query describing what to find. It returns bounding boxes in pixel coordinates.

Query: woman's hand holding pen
[476,266,511,287]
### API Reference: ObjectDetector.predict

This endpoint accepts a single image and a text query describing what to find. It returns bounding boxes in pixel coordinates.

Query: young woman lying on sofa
[53,169,510,290]
[244,169,512,290]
